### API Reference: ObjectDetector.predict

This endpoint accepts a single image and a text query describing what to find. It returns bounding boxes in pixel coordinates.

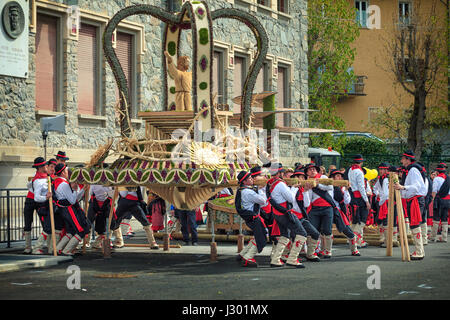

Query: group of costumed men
[23,151,160,256]
[234,151,449,268]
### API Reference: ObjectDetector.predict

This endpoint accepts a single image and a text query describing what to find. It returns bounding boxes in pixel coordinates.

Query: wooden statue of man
[164,51,192,111]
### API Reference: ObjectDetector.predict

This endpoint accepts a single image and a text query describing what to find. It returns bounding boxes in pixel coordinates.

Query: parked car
[332,131,384,142]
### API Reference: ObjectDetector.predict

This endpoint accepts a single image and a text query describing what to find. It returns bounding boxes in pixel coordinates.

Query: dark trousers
[23,198,38,232]
[333,208,355,239]
[245,217,267,253]
[351,198,369,225]
[308,206,334,236]
[273,212,307,239]
[87,199,113,235]
[433,199,450,222]
[300,218,320,240]
[113,198,149,230]
[56,203,90,238]
[176,209,198,243]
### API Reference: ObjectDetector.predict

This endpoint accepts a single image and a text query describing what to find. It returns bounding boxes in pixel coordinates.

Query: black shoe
[236,254,243,262]
[286,262,306,268]
[183,241,189,246]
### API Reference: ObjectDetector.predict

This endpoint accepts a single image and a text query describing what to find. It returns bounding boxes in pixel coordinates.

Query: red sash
[378,201,388,220]
[270,201,288,237]
[406,195,422,226]
[125,194,138,201]
[338,208,350,225]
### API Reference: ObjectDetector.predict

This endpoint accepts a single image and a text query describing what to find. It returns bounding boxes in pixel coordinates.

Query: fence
[0,189,43,248]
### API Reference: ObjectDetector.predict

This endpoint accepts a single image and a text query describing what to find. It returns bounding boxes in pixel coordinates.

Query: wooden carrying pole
[104,187,119,258]
[393,173,410,261]
[386,174,395,256]
[47,176,57,256]
[82,185,91,254]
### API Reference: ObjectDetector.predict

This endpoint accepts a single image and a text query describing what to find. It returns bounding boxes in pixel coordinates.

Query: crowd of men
[23,151,159,256]
[22,150,449,264]
[234,151,449,268]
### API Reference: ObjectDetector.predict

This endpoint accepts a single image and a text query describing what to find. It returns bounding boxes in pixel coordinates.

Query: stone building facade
[0,0,309,188]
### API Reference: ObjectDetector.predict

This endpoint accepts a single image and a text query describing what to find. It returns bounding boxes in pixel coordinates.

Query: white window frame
[355,1,369,28]
[399,1,412,26]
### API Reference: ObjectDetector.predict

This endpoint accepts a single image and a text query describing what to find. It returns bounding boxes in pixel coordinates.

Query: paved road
[0,236,449,301]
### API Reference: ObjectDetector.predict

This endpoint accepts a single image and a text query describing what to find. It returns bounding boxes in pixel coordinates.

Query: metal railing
[0,188,42,248]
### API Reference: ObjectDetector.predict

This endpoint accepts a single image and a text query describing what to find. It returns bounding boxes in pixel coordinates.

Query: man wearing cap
[285,166,321,260]
[347,155,371,248]
[234,170,268,267]
[23,157,52,254]
[394,151,428,260]
[52,163,90,256]
[329,169,360,256]
[430,164,449,242]
[55,151,69,164]
[266,163,308,268]
[302,163,335,260]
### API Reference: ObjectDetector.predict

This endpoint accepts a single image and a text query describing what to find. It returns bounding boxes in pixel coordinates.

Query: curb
[0,254,74,273]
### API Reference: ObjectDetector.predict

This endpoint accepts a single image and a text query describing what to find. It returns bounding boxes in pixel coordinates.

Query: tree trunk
[407,86,427,160]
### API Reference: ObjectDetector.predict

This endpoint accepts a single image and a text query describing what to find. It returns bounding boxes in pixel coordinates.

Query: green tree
[308,0,360,151]
[308,0,360,130]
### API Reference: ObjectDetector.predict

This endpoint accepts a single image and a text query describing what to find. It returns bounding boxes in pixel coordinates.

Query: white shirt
[239,188,267,212]
[270,180,295,206]
[349,167,368,202]
[378,177,389,206]
[373,179,381,197]
[302,174,334,206]
[54,178,79,205]
[401,167,427,199]
[33,178,49,203]
[290,186,308,213]
[432,175,450,196]
[90,185,114,202]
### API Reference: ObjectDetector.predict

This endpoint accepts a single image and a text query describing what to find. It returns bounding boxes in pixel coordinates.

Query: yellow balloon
[364,167,378,181]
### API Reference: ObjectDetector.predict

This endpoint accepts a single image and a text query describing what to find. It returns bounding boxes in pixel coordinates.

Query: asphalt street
[0,237,449,301]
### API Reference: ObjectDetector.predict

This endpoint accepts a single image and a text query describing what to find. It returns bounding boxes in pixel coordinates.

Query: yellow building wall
[336,0,447,135]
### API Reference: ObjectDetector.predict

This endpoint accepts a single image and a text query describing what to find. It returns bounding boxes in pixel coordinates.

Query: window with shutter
[77,23,98,115]
[213,51,224,104]
[277,66,290,127]
[115,31,133,115]
[233,56,246,114]
[35,14,58,111]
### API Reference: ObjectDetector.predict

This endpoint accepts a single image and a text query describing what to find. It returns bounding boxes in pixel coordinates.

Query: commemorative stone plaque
[0,0,29,78]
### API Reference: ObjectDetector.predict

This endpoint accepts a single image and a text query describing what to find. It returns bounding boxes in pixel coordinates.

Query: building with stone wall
[0,0,309,189]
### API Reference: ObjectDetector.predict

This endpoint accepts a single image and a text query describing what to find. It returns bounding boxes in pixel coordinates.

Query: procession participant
[266,163,308,268]
[55,151,69,165]
[329,169,360,256]
[23,157,49,254]
[286,167,321,260]
[347,154,371,248]
[244,165,276,261]
[234,171,268,267]
[394,151,428,260]
[430,164,449,242]
[111,186,159,249]
[52,163,90,256]
[146,191,166,232]
[87,184,115,249]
